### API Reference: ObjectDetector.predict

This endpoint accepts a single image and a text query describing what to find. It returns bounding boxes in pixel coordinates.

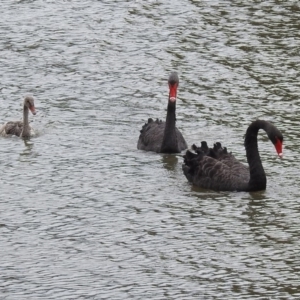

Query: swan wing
[0,121,23,137]
[183,150,250,191]
[137,119,165,152]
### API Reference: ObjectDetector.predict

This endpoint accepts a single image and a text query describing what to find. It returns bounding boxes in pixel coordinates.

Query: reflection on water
[161,154,178,171]
[20,139,34,154]
[0,0,299,299]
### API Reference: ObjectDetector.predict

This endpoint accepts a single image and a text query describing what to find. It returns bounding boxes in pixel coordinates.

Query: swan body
[182,120,283,192]
[0,96,36,138]
[137,72,187,153]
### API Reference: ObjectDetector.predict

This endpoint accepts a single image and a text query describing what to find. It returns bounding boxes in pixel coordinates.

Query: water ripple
[0,0,299,299]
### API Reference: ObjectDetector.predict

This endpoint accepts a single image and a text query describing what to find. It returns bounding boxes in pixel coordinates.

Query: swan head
[262,121,283,158]
[168,72,179,102]
[24,96,36,115]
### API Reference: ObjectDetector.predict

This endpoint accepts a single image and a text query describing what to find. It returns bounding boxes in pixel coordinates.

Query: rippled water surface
[1,0,300,299]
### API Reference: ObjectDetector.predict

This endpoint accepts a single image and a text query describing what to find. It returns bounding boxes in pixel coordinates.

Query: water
[0,0,299,299]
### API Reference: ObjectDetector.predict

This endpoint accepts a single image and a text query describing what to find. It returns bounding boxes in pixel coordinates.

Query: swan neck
[21,105,30,137]
[165,101,176,127]
[161,101,178,152]
[245,120,267,190]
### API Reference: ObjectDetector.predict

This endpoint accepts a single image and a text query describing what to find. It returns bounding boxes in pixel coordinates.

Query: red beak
[169,83,178,102]
[30,106,36,115]
[274,138,283,158]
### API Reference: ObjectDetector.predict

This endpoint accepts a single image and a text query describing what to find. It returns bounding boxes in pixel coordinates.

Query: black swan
[137,72,187,153]
[0,96,36,138]
[182,120,283,192]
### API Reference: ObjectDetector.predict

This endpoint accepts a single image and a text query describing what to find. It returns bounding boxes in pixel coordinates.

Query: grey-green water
[0,1,299,299]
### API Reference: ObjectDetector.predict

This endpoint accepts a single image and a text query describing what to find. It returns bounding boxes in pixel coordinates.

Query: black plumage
[137,72,187,153]
[182,120,283,192]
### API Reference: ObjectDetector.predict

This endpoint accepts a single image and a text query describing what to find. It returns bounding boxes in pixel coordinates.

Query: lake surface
[0,0,300,299]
